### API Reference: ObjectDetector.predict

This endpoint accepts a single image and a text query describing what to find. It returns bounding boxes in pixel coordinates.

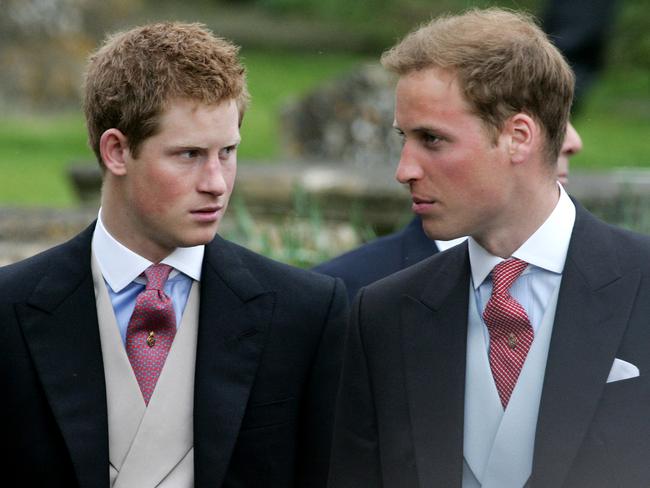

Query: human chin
[421,216,466,241]
[178,223,221,247]
[420,217,447,241]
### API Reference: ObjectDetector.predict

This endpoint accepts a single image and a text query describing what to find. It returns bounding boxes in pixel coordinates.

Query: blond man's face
[394,67,515,242]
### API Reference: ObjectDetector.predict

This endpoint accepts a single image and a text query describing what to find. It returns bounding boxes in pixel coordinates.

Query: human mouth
[190,205,223,222]
[411,196,436,214]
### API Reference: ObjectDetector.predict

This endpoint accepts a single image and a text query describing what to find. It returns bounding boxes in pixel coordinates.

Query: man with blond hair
[1,22,346,487]
[329,8,650,488]
[313,122,582,303]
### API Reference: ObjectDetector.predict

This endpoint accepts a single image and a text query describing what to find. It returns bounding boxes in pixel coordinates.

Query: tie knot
[143,264,173,291]
[490,258,528,295]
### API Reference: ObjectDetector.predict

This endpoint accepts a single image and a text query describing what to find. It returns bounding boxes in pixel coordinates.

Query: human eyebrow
[414,125,449,140]
[396,125,446,141]
[168,142,205,151]
[175,145,206,154]
[412,125,443,135]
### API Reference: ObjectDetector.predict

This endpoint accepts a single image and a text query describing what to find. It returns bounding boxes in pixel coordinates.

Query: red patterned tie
[483,258,534,408]
[125,264,177,405]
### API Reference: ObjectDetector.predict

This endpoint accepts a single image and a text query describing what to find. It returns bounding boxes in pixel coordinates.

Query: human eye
[179,148,201,160]
[219,144,238,160]
[420,131,441,147]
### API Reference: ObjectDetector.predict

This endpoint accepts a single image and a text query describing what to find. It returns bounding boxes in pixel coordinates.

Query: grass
[0,113,90,207]
[571,69,650,169]
[0,52,647,207]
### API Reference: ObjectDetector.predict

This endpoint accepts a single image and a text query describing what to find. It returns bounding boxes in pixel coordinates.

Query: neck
[474,181,560,258]
[100,183,172,263]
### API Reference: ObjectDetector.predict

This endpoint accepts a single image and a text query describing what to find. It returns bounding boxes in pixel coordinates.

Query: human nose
[395,141,423,184]
[561,122,583,156]
[197,157,228,195]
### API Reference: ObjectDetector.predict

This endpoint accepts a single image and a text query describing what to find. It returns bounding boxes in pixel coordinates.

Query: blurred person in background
[543,0,619,113]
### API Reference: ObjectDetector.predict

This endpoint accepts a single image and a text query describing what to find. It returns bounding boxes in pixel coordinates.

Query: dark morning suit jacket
[0,222,347,488]
[329,202,650,487]
[313,217,439,302]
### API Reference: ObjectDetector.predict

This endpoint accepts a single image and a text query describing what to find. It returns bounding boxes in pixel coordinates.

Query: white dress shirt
[468,184,576,347]
[435,236,469,252]
[91,209,204,345]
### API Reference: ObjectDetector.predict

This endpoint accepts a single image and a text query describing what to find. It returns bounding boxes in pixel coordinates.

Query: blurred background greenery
[1,0,648,207]
[0,0,648,266]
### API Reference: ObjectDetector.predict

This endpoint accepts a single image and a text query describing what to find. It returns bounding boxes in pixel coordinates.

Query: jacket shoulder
[362,241,467,304]
[0,225,94,302]
[572,204,650,273]
[213,237,341,295]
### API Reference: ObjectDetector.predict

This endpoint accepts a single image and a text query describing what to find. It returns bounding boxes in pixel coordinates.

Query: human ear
[99,129,130,176]
[506,113,536,165]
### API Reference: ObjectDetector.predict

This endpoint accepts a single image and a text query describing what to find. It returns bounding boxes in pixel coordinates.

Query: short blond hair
[84,22,249,166]
[381,8,574,162]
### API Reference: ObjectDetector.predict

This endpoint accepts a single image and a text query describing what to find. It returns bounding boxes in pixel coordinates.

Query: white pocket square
[606,358,640,383]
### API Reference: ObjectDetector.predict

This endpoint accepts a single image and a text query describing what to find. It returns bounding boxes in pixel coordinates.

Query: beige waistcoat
[92,255,199,487]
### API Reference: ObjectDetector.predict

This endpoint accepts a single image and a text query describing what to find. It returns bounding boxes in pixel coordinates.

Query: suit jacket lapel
[531,205,641,487]
[194,237,275,487]
[16,225,109,488]
[401,243,470,487]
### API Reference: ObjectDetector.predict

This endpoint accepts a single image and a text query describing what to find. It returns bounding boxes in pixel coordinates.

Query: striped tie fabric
[125,264,177,405]
[483,258,534,408]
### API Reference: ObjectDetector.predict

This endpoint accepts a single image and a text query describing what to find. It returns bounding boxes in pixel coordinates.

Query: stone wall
[0,0,141,111]
[280,64,401,168]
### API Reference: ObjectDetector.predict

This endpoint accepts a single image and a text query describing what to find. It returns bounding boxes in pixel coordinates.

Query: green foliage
[248,0,542,26]
[0,50,366,207]
[0,51,646,207]
[218,0,650,73]
[587,194,650,236]
[256,0,390,18]
[224,188,650,269]
[609,0,650,71]
[224,187,374,268]
[571,69,650,169]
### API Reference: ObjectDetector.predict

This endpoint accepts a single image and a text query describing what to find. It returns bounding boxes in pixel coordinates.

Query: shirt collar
[91,208,204,293]
[468,183,576,289]
[435,236,468,252]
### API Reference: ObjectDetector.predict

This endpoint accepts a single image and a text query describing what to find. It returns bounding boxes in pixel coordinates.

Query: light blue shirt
[91,210,204,345]
[468,184,576,348]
